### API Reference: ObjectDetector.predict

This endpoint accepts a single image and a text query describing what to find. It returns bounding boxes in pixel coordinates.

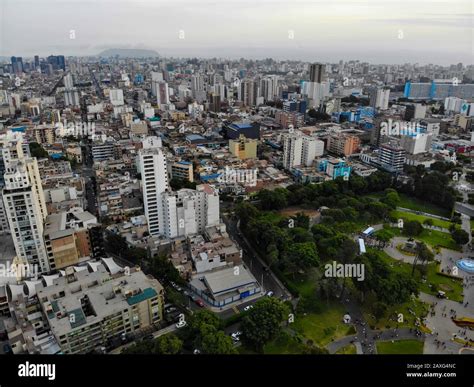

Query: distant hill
[97,48,160,58]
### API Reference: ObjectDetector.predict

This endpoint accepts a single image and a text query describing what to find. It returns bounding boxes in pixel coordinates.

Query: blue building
[318,158,351,180]
[404,81,474,100]
[224,121,260,140]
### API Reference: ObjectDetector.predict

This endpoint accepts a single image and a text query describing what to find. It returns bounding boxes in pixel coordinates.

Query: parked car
[231,331,242,341]
[244,305,254,312]
[170,282,182,292]
[195,299,204,307]
[189,294,198,302]
[176,320,187,329]
[266,291,274,297]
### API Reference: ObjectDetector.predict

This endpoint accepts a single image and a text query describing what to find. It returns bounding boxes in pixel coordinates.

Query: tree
[411,241,433,275]
[403,220,423,237]
[169,177,197,190]
[122,340,155,354]
[123,334,183,354]
[241,298,288,351]
[292,212,310,230]
[29,142,49,158]
[104,232,128,256]
[423,219,434,227]
[189,310,222,333]
[381,190,400,209]
[372,301,388,321]
[257,188,288,210]
[375,229,394,243]
[200,329,237,354]
[451,229,469,246]
[154,334,183,354]
[307,109,330,121]
[149,254,183,284]
[235,202,260,228]
[281,242,319,277]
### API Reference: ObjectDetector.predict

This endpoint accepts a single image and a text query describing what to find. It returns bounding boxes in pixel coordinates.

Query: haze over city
[1,0,472,64]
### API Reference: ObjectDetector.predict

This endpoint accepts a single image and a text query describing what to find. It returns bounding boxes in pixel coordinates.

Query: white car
[231,331,242,341]
[175,320,187,329]
[266,291,274,297]
[244,305,254,312]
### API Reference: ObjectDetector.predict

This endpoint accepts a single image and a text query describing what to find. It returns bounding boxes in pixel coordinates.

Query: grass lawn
[390,210,454,230]
[291,269,319,298]
[293,301,354,347]
[397,194,451,218]
[361,251,429,330]
[376,340,424,354]
[335,344,357,354]
[363,297,429,331]
[263,331,307,354]
[367,193,451,218]
[420,263,464,302]
[284,269,354,347]
[377,248,463,305]
[388,227,460,251]
[259,211,285,224]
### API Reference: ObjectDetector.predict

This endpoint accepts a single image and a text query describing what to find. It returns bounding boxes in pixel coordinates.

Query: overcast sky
[0,0,472,65]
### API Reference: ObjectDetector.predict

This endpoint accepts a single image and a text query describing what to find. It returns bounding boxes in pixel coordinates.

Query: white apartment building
[160,184,219,239]
[156,81,170,107]
[400,132,433,155]
[370,87,390,110]
[1,131,50,273]
[109,88,124,106]
[138,138,168,237]
[283,131,324,169]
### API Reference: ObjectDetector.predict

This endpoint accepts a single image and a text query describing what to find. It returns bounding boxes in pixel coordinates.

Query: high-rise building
[400,132,433,155]
[309,63,326,83]
[283,131,324,169]
[379,143,406,172]
[63,74,74,89]
[404,81,474,100]
[404,103,427,120]
[11,56,24,74]
[1,131,49,274]
[209,93,221,113]
[138,137,169,236]
[327,134,361,156]
[47,55,66,71]
[260,76,279,101]
[64,89,80,107]
[369,87,390,110]
[156,81,170,107]
[159,184,219,239]
[240,79,258,107]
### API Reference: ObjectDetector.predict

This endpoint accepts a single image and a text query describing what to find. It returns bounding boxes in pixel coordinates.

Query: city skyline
[0,0,472,65]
